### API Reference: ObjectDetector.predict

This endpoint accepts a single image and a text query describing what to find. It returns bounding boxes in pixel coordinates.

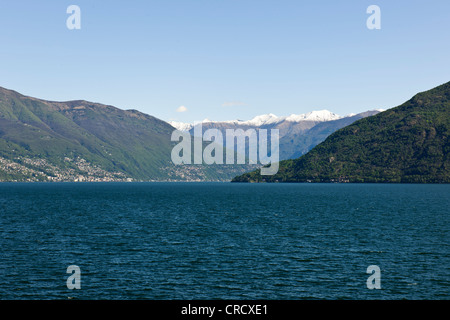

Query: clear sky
[1,0,449,123]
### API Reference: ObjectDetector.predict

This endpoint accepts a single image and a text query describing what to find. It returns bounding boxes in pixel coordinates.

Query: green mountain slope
[232,81,450,183]
[279,110,380,159]
[0,87,254,181]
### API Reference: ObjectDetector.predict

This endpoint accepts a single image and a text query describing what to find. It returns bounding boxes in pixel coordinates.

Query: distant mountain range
[170,109,382,160]
[170,110,344,131]
[232,81,450,183]
[0,85,388,182]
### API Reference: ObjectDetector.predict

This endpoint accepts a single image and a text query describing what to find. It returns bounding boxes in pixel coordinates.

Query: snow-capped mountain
[169,109,342,131]
[167,121,194,132]
[168,109,383,161]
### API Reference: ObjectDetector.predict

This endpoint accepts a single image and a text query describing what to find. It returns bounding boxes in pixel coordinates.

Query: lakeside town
[0,155,256,182]
[0,156,132,182]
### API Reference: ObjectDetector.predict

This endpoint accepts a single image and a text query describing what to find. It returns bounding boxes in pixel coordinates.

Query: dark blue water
[0,183,448,300]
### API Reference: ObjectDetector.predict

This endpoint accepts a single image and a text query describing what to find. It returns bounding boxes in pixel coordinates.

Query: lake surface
[0,182,448,300]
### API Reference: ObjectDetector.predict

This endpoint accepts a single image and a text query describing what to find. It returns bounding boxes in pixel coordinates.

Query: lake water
[0,182,448,300]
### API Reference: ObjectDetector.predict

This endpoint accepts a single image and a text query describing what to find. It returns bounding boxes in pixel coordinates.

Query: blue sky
[1,0,449,123]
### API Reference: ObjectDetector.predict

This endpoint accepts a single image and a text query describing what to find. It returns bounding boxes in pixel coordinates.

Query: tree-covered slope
[232,81,450,183]
[0,86,254,181]
[279,110,381,160]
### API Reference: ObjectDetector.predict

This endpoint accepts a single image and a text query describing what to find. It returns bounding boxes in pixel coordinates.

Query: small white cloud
[222,101,247,107]
[176,105,188,112]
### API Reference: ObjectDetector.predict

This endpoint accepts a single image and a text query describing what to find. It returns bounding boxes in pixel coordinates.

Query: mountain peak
[244,113,280,126]
[285,110,342,122]
[170,110,345,130]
